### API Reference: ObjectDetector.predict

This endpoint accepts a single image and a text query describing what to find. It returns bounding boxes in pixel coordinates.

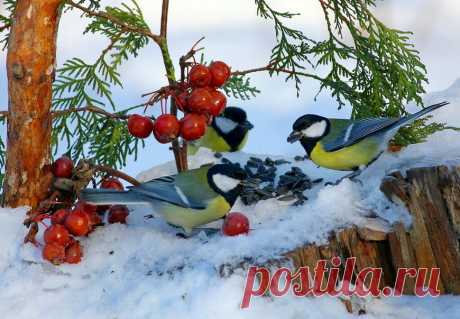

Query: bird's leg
[326,168,364,186]
[175,227,221,239]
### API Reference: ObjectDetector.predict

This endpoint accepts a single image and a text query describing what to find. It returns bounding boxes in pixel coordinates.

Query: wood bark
[283,165,460,312]
[3,0,62,208]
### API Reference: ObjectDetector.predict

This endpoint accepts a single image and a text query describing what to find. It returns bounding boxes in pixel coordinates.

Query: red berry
[44,224,71,246]
[42,243,66,265]
[52,156,74,178]
[65,210,91,236]
[153,114,181,144]
[176,91,190,112]
[51,209,70,225]
[87,211,103,228]
[74,201,98,219]
[108,205,129,224]
[209,61,231,87]
[65,241,83,264]
[101,178,124,191]
[96,205,110,214]
[73,201,101,230]
[189,64,211,88]
[208,89,227,116]
[222,212,250,236]
[188,88,213,114]
[127,114,154,138]
[180,114,207,141]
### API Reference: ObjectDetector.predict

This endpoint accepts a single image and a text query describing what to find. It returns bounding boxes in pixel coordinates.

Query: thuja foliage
[0,0,448,184]
[52,0,151,169]
[254,0,447,145]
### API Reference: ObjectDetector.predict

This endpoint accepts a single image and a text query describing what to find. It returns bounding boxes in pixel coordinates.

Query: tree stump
[284,165,460,311]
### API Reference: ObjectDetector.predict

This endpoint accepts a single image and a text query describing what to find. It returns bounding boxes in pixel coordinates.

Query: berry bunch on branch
[0,0,448,210]
[24,156,134,264]
[140,37,232,170]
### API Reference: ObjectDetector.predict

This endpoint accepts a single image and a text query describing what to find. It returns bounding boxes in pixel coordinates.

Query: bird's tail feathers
[395,101,449,129]
[80,189,149,205]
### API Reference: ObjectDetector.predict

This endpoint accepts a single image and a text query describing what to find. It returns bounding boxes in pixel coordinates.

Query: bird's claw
[175,227,221,239]
[326,170,364,186]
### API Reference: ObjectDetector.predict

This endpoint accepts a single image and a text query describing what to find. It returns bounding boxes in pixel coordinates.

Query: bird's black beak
[287,131,302,143]
[241,120,254,130]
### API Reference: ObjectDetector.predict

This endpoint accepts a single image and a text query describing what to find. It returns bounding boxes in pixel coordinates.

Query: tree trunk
[3,0,62,208]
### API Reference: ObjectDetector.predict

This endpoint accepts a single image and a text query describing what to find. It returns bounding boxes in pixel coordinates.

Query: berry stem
[93,164,141,186]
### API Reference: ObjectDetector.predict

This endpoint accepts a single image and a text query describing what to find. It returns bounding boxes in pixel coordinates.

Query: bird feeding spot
[221,156,323,206]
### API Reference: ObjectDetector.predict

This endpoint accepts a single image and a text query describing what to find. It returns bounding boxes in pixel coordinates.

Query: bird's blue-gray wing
[322,117,399,152]
[128,167,214,210]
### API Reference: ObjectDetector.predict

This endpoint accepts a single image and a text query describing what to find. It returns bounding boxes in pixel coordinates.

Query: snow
[1,82,460,318]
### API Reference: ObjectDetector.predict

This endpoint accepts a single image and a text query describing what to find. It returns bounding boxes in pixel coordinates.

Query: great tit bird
[188,107,254,155]
[81,164,247,234]
[288,102,449,174]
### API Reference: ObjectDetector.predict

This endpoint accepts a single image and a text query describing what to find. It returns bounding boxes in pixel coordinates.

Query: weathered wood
[387,222,417,294]
[284,165,460,306]
[388,166,460,293]
[438,166,460,235]
[3,0,62,208]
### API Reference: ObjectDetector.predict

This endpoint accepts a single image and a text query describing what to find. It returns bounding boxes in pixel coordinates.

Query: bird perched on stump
[288,102,449,179]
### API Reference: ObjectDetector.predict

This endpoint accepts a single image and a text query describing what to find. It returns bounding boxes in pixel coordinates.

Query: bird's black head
[212,107,254,151]
[287,114,331,155]
[207,163,247,205]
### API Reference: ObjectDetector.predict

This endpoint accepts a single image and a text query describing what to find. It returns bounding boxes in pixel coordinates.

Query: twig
[179,37,205,67]
[101,33,122,57]
[231,64,324,82]
[160,0,169,38]
[52,105,132,120]
[66,0,161,44]
[0,22,10,33]
[6,105,149,120]
[179,37,205,81]
[93,164,141,186]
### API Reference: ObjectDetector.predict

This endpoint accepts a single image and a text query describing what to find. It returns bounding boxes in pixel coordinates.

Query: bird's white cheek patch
[212,174,240,192]
[302,120,327,138]
[215,117,238,134]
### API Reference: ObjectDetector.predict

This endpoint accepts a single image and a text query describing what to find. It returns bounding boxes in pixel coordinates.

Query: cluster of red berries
[127,61,231,143]
[40,156,130,265]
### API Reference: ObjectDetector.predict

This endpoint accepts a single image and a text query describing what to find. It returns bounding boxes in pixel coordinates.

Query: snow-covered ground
[0,81,459,318]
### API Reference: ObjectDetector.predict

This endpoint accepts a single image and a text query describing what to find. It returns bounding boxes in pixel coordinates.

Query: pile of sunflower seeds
[219,156,323,206]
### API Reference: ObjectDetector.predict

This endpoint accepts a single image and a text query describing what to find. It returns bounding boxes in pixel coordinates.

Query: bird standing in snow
[188,107,254,154]
[287,102,449,179]
[81,164,247,234]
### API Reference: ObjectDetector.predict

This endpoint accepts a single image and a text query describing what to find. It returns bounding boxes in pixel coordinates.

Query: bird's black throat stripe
[299,138,319,156]
[212,121,248,152]
[207,164,246,206]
